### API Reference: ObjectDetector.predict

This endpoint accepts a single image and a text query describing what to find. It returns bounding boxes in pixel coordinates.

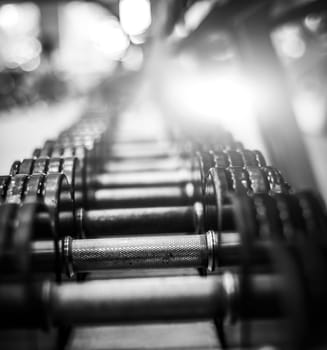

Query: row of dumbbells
[1,106,327,349]
[0,111,292,278]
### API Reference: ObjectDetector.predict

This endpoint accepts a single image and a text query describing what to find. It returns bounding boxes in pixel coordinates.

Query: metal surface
[103,157,189,173]
[48,275,228,324]
[82,204,203,236]
[235,5,318,191]
[38,201,236,238]
[30,232,241,274]
[90,169,194,188]
[86,185,196,209]
[71,234,208,270]
[0,274,282,327]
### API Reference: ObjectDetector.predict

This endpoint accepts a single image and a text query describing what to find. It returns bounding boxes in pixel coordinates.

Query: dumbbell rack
[0,94,327,350]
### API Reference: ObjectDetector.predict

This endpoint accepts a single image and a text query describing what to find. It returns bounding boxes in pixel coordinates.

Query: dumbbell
[2,190,324,279]
[0,273,280,328]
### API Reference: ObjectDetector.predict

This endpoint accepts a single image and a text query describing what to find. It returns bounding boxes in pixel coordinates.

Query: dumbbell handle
[58,204,234,237]
[36,203,235,237]
[31,232,241,275]
[103,157,189,173]
[89,168,196,188]
[37,204,206,237]
[79,184,199,209]
[109,145,181,160]
[0,274,281,327]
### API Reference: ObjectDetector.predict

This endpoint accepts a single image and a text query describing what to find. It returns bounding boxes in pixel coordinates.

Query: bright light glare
[0,3,39,34]
[0,4,19,29]
[58,2,128,77]
[293,91,326,134]
[157,60,266,149]
[119,0,151,36]
[91,20,129,59]
[165,68,255,132]
[272,25,306,60]
[0,3,40,70]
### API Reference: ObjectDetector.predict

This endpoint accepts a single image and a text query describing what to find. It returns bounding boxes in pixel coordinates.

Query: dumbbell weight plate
[205,168,247,233]
[10,160,22,175]
[1,173,75,239]
[261,166,290,194]
[246,166,270,194]
[5,174,28,204]
[0,175,11,203]
[227,168,251,194]
[0,203,18,278]
[33,157,50,174]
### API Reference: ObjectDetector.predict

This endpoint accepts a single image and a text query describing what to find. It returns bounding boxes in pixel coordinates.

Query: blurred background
[1,1,327,349]
[0,0,327,201]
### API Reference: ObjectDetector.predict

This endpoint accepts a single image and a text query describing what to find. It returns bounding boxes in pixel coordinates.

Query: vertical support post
[234,5,318,191]
[39,3,60,54]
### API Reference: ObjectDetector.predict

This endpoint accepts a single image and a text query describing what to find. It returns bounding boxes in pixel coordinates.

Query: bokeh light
[119,0,151,36]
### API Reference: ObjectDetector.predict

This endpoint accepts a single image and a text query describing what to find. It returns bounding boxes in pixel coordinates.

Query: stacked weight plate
[1,97,327,350]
